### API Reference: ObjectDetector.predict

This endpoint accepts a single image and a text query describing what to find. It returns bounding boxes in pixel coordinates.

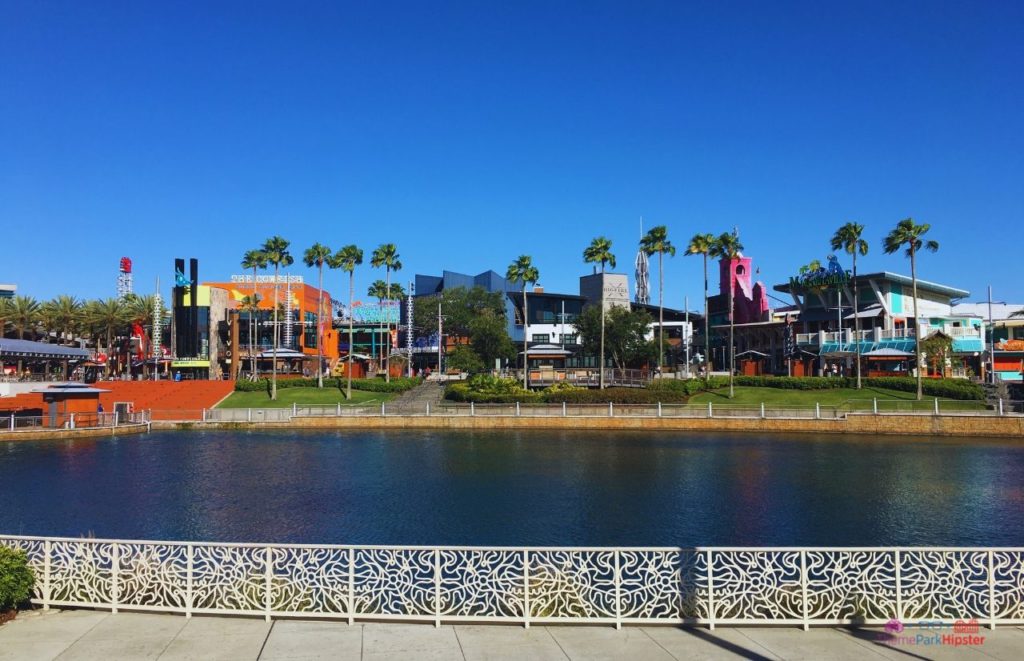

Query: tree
[371,244,402,382]
[8,296,41,375]
[85,298,127,377]
[468,310,516,367]
[41,295,82,347]
[574,305,655,371]
[303,243,333,388]
[412,287,506,341]
[830,222,869,389]
[445,344,485,373]
[261,236,293,400]
[921,333,954,378]
[330,245,363,400]
[640,226,675,371]
[583,236,616,389]
[368,279,389,376]
[883,218,939,400]
[506,255,539,389]
[709,231,744,398]
[241,249,268,381]
[686,233,716,375]
[123,294,164,378]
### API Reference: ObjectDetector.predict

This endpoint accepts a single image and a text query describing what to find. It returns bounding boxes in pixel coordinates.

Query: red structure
[718,255,770,323]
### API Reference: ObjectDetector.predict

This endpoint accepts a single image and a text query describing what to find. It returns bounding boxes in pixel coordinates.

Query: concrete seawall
[150,414,1024,437]
[0,423,150,442]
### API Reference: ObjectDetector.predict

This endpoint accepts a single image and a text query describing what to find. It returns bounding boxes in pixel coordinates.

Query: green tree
[412,287,506,341]
[368,279,389,376]
[583,236,616,389]
[830,222,869,389]
[445,344,485,373]
[371,244,402,382]
[640,225,675,370]
[709,231,744,398]
[241,249,268,381]
[330,244,363,400]
[921,333,954,378]
[8,296,41,375]
[574,305,655,371]
[124,294,164,379]
[506,255,540,389]
[261,236,293,400]
[303,243,333,388]
[883,218,939,400]
[85,298,128,377]
[469,310,516,367]
[686,233,716,375]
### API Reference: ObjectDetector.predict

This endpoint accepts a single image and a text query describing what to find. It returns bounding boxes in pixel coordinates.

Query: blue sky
[2,1,1022,308]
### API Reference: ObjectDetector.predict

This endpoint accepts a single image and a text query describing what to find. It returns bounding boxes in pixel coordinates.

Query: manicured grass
[217,387,395,409]
[688,386,988,411]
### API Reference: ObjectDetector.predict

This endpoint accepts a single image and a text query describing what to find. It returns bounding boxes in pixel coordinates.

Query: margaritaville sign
[788,255,852,290]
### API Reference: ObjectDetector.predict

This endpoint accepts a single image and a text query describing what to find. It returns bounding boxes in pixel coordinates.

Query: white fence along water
[1,536,1022,629]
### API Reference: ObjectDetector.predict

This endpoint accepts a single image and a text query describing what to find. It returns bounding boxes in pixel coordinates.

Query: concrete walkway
[2,611,1024,660]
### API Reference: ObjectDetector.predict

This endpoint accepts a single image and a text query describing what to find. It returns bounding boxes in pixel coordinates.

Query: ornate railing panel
[1,536,1022,628]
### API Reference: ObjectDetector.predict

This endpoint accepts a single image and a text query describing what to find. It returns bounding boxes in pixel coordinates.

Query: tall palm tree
[883,218,939,400]
[368,280,390,377]
[583,236,616,389]
[303,243,333,388]
[506,255,540,389]
[241,249,268,381]
[85,298,128,377]
[261,236,293,400]
[331,245,363,400]
[8,296,41,375]
[50,295,83,346]
[686,233,716,376]
[830,222,869,389]
[370,244,402,382]
[710,231,744,398]
[640,226,676,372]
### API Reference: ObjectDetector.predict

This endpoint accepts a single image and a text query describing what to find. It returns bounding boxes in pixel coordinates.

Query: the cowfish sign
[788,255,851,290]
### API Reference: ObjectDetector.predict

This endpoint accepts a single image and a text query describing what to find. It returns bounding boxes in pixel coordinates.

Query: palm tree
[640,226,676,372]
[709,231,744,398]
[883,218,939,400]
[85,298,127,377]
[370,244,402,382]
[686,233,716,377]
[368,280,390,377]
[50,295,83,346]
[8,296,41,375]
[261,236,293,400]
[124,294,163,379]
[331,245,363,400]
[303,243,333,388]
[241,249,268,381]
[506,255,540,389]
[583,236,616,389]
[830,222,869,389]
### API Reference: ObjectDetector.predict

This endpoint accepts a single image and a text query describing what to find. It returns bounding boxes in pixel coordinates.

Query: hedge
[726,375,983,400]
[0,546,35,611]
[235,376,423,393]
[540,387,685,404]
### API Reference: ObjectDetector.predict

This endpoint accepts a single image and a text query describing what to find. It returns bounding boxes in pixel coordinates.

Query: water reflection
[1,430,1021,546]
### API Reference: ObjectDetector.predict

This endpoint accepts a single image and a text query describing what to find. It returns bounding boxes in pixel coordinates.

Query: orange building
[205,276,340,379]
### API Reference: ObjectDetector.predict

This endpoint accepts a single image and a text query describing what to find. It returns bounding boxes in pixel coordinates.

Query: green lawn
[217,387,395,409]
[688,386,988,412]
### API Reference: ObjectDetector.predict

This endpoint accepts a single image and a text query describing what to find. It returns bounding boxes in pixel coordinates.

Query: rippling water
[1,430,1022,546]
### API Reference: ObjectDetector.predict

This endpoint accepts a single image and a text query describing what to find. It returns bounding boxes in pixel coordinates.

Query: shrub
[0,546,35,611]
[541,387,685,404]
[445,383,541,403]
[235,376,422,393]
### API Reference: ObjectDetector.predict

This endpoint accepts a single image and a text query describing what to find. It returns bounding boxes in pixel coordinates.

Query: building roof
[774,271,969,299]
[951,303,1024,321]
[32,383,110,395]
[0,338,90,360]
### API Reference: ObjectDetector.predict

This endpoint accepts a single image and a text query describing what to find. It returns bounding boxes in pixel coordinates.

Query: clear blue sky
[2,1,1022,308]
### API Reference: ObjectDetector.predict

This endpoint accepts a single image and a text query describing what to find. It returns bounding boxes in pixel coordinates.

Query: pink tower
[719,254,769,323]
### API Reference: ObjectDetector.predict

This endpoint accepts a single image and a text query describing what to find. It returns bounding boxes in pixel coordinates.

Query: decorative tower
[117,257,134,299]
[634,218,650,305]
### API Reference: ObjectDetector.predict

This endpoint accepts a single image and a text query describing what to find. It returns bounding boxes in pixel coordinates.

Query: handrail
[1,534,1020,628]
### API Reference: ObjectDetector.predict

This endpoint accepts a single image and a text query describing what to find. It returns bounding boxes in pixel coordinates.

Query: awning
[0,338,90,361]
[520,343,573,357]
[256,349,308,359]
[863,348,914,358]
[844,305,884,321]
[736,350,769,358]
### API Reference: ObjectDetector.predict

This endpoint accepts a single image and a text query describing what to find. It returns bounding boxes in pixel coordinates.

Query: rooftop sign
[788,255,851,290]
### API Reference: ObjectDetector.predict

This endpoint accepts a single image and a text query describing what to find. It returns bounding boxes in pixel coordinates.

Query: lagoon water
[1,430,1022,547]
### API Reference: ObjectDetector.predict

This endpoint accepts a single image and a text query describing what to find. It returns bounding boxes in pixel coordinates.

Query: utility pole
[988,285,995,384]
[437,299,443,379]
[406,281,414,378]
[684,296,690,378]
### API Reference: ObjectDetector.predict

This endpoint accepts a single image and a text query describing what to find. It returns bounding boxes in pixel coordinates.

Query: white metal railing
[199,399,1012,422]
[2,411,150,432]
[795,333,818,345]
[880,329,916,339]
[1,535,1021,628]
[945,326,983,338]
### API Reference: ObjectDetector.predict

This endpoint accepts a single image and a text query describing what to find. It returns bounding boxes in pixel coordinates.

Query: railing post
[800,550,809,630]
[111,543,120,613]
[337,402,341,416]
[347,547,355,625]
[988,550,996,630]
[9,414,13,431]
[614,550,622,630]
[69,413,75,429]
[433,549,441,628]
[114,411,119,427]
[470,402,475,416]
[426,403,430,416]
[706,549,715,630]
[293,402,297,416]
[998,398,1004,416]
[658,402,662,417]
[895,550,903,622]
[186,544,193,622]
[247,408,252,423]
[381,402,386,417]
[815,403,820,420]
[873,398,878,415]
[43,539,51,610]
[609,402,613,417]
[264,546,273,622]
[523,550,531,629]
[708,402,713,418]
[516,401,520,417]
[934,397,939,415]
[562,401,566,417]
[201,408,206,423]
[760,402,765,419]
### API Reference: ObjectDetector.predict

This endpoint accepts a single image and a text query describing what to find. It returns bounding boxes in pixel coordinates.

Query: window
[303,311,317,349]
[561,334,578,345]
[531,334,550,343]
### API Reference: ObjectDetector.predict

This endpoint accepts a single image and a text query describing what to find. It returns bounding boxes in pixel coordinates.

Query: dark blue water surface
[2,430,1022,546]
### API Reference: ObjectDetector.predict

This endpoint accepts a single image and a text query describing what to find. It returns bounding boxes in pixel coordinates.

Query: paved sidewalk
[2,610,1023,660]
